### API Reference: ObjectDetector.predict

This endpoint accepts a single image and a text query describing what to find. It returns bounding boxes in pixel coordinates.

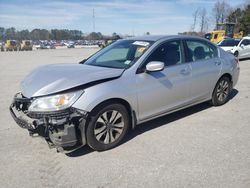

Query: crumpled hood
[21,64,124,98]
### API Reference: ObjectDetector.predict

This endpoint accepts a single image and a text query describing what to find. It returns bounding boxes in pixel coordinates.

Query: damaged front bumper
[9,93,88,152]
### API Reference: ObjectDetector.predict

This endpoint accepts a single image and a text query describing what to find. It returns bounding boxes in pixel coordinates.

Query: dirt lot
[0,48,249,188]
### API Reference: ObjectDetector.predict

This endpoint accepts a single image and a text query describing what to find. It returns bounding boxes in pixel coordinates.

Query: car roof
[125,35,207,42]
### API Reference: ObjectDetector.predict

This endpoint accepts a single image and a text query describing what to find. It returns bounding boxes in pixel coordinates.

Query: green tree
[39,29,50,40]
[31,29,41,40]
[87,32,102,40]
[111,32,120,40]
[0,27,5,40]
[213,0,231,29]
[5,27,17,39]
[1,27,84,40]
[227,4,250,35]
[18,30,30,40]
[242,4,250,35]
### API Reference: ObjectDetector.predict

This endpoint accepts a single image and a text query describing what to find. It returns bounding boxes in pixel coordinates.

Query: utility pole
[93,8,95,32]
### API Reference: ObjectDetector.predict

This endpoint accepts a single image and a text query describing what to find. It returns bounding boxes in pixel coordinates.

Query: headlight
[28,90,83,112]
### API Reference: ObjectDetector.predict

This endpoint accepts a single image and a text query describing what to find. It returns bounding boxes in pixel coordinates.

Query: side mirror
[146,61,164,72]
[240,44,245,48]
[79,59,86,64]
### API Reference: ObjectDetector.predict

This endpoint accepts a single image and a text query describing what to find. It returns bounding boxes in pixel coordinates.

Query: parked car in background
[67,43,75,48]
[54,42,64,47]
[40,43,56,49]
[34,44,41,49]
[33,41,41,50]
[218,37,250,59]
[10,35,240,153]
[65,42,75,48]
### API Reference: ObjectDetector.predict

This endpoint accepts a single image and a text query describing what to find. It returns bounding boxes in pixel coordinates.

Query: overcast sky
[0,0,248,35]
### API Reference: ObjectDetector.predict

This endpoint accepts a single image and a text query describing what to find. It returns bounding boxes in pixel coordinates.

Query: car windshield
[84,40,153,69]
[218,39,240,47]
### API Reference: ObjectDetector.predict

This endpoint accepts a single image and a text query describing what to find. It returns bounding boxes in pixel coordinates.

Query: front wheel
[234,51,239,58]
[86,103,130,151]
[211,77,231,106]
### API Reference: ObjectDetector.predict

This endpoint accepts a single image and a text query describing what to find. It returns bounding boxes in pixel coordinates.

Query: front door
[239,38,250,58]
[136,40,191,121]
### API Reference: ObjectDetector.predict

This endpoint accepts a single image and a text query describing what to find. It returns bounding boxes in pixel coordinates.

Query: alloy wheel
[94,110,124,144]
[216,79,229,102]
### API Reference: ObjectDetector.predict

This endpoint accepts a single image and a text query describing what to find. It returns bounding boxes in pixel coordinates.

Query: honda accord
[10,35,240,152]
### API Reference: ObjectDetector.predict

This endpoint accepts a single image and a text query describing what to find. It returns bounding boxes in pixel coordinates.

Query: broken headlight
[28,90,83,112]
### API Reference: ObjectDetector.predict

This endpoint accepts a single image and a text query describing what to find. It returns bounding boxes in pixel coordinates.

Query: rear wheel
[211,76,231,106]
[86,103,130,151]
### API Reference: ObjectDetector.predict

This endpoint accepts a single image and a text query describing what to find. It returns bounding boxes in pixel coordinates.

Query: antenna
[93,8,95,32]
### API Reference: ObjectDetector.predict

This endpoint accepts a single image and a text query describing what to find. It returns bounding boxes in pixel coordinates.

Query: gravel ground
[0,48,249,188]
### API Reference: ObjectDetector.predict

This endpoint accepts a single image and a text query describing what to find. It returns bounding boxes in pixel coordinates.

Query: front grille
[27,109,72,119]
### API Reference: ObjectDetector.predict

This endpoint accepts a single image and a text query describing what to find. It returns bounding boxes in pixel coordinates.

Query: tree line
[189,0,250,35]
[0,27,112,41]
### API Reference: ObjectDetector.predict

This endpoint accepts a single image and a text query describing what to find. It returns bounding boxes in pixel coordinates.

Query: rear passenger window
[185,40,218,62]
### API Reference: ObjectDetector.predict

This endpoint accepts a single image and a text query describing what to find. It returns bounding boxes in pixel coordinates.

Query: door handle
[180,69,190,75]
[214,61,221,66]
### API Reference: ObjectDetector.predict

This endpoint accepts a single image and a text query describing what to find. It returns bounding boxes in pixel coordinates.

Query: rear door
[184,39,221,101]
[136,40,192,121]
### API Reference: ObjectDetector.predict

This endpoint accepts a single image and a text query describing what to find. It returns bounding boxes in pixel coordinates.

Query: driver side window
[145,40,183,67]
[241,39,250,46]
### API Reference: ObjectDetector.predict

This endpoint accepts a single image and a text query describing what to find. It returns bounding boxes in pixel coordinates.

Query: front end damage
[9,93,88,153]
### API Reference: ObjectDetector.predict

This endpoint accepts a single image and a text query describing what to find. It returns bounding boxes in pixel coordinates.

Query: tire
[234,51,239,58]
[86,103,130,151]
[211,76,231,106]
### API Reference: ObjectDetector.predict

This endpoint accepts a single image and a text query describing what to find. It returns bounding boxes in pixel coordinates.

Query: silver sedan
[10,35,240,152]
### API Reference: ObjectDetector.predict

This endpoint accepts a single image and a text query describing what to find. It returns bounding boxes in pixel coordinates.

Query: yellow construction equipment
[99,39,114,48]
[206,23,244,43]
[20,40,33,51]
[5,40,18,51]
